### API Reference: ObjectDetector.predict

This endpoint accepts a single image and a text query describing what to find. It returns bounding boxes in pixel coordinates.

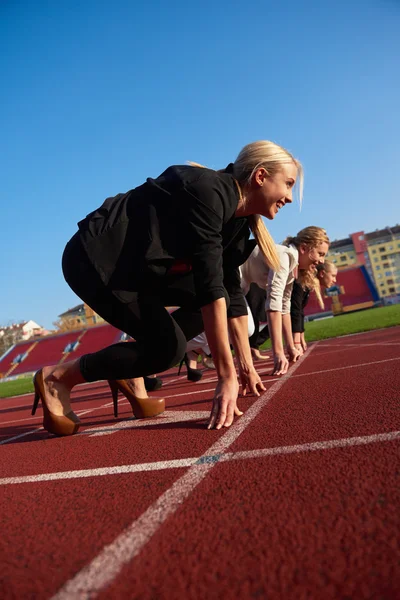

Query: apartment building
[327,225,400,299]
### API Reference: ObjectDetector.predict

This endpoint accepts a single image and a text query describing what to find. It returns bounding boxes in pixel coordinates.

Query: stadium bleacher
[0,324,123,379]
[305,265,380,317]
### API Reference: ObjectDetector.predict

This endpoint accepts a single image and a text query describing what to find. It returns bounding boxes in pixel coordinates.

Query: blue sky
[1,0,399,330]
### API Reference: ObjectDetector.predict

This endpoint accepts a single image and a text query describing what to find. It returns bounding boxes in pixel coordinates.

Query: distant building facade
[327,225,400,301]
[57,304,105,330]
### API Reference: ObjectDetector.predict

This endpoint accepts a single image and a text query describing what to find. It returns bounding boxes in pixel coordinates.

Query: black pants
[62,234,205,382]
[246,283,270,349]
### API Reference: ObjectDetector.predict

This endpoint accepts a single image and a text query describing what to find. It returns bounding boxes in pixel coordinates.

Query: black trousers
[62,234,205,382]
[246,283,270,349]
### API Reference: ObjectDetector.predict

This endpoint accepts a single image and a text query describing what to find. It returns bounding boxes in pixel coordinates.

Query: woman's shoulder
[276,243,299,264]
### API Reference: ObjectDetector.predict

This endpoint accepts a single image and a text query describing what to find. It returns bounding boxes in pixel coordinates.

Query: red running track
[0,327,399,599]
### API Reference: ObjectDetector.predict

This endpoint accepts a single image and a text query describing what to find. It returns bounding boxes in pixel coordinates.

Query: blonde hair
[232,141,303,207]
[188,140,303,272]
[283,226,330,308]
[316,259,336,275]
[310,260,336,309]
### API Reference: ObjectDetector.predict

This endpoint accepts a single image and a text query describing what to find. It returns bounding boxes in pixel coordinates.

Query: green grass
[0,376,34,398]
[260,304,400,349]
[0,304,399,399]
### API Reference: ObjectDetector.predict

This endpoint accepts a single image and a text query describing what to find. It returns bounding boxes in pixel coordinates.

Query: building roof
[329,237,352,250]
[58,303,85,318]
[366,225,400,242]
[329,224,400,250]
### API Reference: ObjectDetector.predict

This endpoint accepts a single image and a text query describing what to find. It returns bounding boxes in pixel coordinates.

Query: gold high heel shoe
[31,370,81,436]
[108,379,165,418]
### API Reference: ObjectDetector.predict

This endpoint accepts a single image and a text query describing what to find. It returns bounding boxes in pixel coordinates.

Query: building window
[359,235,364,240]
[383,263,389,269]
[379,247,386,252]
[388,246,393,250]
[381,255,388,260]
[389,287,395,293]
[372,249,377,254]
[374,257,378,262]
[380,283,385,287]
[377,274,382,279]
[387,279,394,285]
[375,266,381,270]
[385,271,392,277]
[340,256,347,262]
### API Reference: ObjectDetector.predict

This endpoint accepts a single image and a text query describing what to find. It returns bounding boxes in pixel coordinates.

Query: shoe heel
[178,358,184,375]
[108,380,119,417]
[31,390,40,416]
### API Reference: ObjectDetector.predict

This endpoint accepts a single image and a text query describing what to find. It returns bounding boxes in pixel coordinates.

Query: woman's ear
[298,243,307,255]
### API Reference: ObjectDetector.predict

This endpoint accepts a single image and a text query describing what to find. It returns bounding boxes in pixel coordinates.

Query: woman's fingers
[271,357,289,376]
[207,400,219,430]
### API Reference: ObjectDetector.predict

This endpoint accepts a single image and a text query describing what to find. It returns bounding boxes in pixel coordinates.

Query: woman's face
[245,162,298,220]
[320,266,338,289]
[298,241,329,270]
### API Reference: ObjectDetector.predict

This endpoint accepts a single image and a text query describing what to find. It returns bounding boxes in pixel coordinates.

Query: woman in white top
[241,226,330,375]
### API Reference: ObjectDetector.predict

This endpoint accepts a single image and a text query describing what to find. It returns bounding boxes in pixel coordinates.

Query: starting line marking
[1,355,399,437]
[84,411,210,437]
[0,429,399,487]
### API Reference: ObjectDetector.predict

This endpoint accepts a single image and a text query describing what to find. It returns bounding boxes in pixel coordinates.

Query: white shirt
[241,244,299,314]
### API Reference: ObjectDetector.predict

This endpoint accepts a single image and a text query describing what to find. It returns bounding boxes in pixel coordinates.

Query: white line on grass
[50,343,318,600]
[1,429,398,487]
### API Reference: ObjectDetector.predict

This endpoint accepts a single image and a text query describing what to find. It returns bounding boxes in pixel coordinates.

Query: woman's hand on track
[207,377,241,430]
[239,366,266,397]
[270,352,289,376]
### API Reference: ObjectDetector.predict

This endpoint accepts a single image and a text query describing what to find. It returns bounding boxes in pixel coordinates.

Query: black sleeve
[224,266,247,319]
[301,289,311,332]
[290,281,305,333]
[183,179,229,308]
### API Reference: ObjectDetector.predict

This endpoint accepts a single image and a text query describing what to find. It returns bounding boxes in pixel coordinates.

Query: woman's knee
[145,329,187,373]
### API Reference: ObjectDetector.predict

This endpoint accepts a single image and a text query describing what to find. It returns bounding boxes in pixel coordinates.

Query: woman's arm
[228,315,266,396]
[290,281,305,350]
[282,313,301,360]
[267,310,289,375]
[202,299,243,430]
[266,250,293,375]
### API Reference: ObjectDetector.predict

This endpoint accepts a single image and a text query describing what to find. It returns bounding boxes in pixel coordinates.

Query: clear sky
[1,0,399,330]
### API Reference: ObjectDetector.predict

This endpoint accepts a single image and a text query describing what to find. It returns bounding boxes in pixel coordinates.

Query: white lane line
[319,328,399,341]
[0,401,33,410]
[2,429,398,487]
[50,344,318,600]
[84,411,210,437]
[292,356,400,379]
[163,378,275,400]
[2,354,398,438]
[0,415,43,426]
[0,457,198,485]
[0,403,115,446]
[318,342,400,347]
[223,430,400,462]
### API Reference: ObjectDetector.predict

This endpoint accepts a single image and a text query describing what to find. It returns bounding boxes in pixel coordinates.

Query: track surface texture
[1,326,399,599]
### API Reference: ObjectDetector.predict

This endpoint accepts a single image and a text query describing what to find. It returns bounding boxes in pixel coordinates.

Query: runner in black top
[31,141,303,436]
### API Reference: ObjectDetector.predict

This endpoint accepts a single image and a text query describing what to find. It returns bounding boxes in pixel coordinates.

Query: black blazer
[77,165,254,316]
[290,280,311,333]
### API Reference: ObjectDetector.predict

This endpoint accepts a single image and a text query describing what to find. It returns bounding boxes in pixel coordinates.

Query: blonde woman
[292,259,337,353]
[31,141,303,435]
[241,227,330,376]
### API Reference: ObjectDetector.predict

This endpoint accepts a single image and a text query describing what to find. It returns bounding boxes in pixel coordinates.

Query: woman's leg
[41,235,189,413]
